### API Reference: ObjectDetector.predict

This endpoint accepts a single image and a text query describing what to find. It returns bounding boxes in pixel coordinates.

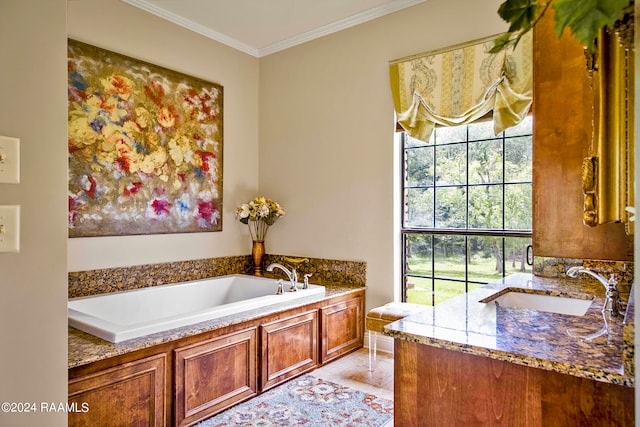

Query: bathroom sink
[481,290,593,316]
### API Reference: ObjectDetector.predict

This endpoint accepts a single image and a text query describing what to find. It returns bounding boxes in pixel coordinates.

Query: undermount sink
[481,290,594,316]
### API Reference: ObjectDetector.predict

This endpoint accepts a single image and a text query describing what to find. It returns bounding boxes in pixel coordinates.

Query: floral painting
[67,39,223,237]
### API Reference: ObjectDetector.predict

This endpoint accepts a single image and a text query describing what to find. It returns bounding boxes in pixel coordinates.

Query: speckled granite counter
[69,282,363,369]
[384,273,634,387]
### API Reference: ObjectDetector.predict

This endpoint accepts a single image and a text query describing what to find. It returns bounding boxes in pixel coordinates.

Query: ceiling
[122,0,426,57]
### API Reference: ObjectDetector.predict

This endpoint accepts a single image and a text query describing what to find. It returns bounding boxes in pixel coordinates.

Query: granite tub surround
[263,254,366,287]
[68,255,252,298]
[68,254,366,298]
[384,272,634,386]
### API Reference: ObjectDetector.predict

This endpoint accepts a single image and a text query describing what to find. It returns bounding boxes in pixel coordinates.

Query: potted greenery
[491,0,632,53]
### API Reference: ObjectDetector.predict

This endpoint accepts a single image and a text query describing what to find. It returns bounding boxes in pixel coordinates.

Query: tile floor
[312,347,394,426]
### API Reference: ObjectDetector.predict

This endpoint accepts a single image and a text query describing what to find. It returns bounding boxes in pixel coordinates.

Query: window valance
[389,32,532,142]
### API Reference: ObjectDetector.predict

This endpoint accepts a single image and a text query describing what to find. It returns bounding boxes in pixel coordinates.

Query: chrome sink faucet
[266,263,298,292]
[566,267,623,317]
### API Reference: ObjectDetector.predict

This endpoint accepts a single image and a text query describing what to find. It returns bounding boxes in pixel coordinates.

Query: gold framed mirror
[582,8,635,234]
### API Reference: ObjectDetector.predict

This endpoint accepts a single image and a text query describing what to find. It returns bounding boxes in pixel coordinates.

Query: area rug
[195,374,394,426]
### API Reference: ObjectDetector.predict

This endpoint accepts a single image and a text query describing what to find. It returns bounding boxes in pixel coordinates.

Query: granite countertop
[384,273,634,387]
[69,283,363,369]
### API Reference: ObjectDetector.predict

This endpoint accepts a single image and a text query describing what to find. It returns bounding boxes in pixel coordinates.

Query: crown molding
[122,0,426,58]
[258,0,427,57]
[121,0,260,57]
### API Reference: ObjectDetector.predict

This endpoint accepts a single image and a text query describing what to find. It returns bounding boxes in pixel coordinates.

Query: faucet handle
[608,274,618,286]
[276,279,285,295]
[303,273,313,289]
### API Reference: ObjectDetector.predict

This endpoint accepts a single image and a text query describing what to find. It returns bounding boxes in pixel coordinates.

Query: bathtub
[68,274,325,343]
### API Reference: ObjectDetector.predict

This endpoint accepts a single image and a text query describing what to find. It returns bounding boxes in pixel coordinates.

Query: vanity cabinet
[260,310,318,391]
[395,340,634,426]
[68,289,365,427]
[174,327,257,426]
[68,353,167,427]
[320,294,363,363]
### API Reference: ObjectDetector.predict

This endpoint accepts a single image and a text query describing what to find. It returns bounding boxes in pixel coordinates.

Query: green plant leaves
[492,0,630,53]
[490,0,549,53]
[553,0,630,51]
[489,33,518,53]
[497,0,541,33]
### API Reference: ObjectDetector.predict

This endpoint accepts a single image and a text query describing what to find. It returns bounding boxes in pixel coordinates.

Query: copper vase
[252,240,265,276]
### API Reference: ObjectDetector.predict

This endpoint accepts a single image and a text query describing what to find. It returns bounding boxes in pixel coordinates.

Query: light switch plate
[0,205,20,253]
[0,135,20,183]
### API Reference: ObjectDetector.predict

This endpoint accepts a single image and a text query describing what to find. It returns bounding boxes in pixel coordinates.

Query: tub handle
[276,279,285,295]
[303,273,313,289]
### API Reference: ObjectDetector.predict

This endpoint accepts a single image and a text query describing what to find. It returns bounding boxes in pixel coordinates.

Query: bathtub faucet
[266,263,298,292]
[566,267,623,317]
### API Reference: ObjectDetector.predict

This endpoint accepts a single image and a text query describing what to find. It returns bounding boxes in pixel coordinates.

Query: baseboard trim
[364,331,394,355]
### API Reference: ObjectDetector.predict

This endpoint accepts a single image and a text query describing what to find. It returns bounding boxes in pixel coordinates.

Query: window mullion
[502,131,506,230]
[464,126,469,293]
[431,234,435,306]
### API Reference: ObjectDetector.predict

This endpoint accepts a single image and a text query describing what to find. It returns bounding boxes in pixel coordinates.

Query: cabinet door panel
[260,310,318,391]
[174,327,257,426]
[69,353,166,427]
[320,295,363,363]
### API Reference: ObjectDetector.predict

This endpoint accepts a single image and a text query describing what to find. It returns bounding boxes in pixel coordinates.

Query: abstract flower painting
[67,39,223,237]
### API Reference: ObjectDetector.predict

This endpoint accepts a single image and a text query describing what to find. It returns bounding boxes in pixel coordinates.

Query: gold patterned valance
[389,32,532,142]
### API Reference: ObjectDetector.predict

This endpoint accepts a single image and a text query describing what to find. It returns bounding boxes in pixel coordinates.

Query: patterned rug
[195,374,394,426]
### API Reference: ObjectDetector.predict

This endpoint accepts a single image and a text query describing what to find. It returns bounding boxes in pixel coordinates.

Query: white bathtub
[68,274,325,343]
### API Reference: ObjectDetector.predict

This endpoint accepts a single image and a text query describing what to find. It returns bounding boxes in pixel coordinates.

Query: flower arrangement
[235,197,285,241]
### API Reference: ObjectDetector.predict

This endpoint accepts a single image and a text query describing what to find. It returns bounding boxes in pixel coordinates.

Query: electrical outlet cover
[0,135,20,183]
[0,205,20,253]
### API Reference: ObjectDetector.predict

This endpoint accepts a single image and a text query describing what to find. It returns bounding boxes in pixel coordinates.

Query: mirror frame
[582,8,635,234]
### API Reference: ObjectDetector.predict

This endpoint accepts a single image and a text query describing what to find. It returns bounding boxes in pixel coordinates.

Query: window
[400,117,533,306]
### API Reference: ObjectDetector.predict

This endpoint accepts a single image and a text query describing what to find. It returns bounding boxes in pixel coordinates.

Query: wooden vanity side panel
[174,327,257,426]
[395,340,634,426]
[540,369,634,426]
[319,294,364,363]
[260,310,319,391]
[68,353,166,427]
[394,340,540,426]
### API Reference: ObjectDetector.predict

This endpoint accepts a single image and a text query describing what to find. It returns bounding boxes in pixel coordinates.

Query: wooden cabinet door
[174,327,257,426]
[260,310,318,391]
[320,295,363,363]
[68,353,166,427]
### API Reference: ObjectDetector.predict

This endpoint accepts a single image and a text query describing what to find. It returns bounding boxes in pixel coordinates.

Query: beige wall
[67,0,261,272]
[0,1,68,425]
[259,0,506,310]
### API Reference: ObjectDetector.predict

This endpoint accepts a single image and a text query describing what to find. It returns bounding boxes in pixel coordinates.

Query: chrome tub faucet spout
[566,267,623,317]
[266,263,298,292]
